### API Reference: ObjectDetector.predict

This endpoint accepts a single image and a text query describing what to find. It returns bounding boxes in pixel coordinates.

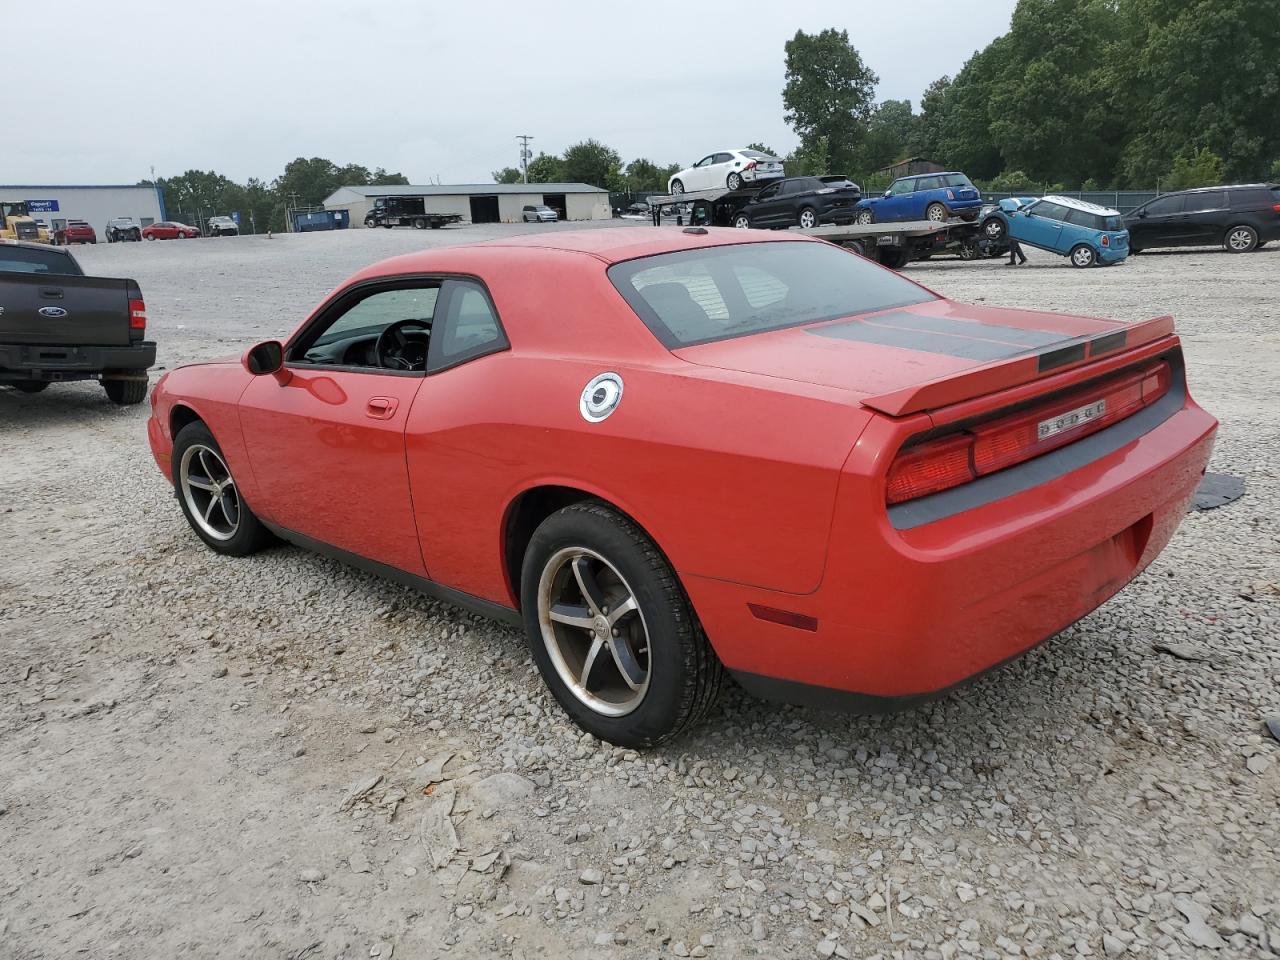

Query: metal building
[322,183,612,227]
[0,184,165,237]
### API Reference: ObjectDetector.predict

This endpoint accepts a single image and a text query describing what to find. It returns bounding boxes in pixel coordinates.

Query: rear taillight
[745,161,756,170]
[1272,203,1280,213]
[1101,235,1110,246]
[885,361,1171,505]
[129,298,146,333]
[946,189,955,200]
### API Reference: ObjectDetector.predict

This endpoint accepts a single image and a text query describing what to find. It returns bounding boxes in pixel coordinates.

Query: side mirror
[243,340,290,385]
[883,190,891,198]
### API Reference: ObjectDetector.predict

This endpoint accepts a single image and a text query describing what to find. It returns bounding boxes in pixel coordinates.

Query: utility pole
[516,134,534,183]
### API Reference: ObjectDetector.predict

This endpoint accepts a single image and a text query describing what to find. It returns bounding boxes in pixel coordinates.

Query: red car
[142,221,200,240]
[147,229,1217,746]
[53,220,97,244]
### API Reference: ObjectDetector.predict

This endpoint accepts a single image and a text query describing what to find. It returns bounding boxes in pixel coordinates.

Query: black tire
[172,421,273,557]
[958,244,977,260]
[102,378,147,405]
[797,206,818,229]
[983,217,1007,241]
[429,220,442,229]
[10,380,49,394]
[879,248,909,270]
[1224,224,1258,253]
[732,212,751,229]
[726,172,742,191]
[1069,244,1097,268]
[520,501,724,748]
[413,217,427,230]
[925,202,948,223]
[670,179,685,195]
[844,239,867,257]
[131,229,141,241]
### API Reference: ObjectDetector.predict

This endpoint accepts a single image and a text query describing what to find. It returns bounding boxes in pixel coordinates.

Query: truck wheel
[429,220,442,229]
[879,249,909,270]
[102,378,147,405]
[10,381,49,394]
[797,207,818,229]
[173,421,274,557]
[413,217,427,229]
[844,239,867,257]
[520,501,724,748]
[926,202,948,222]
[856,209,874,225]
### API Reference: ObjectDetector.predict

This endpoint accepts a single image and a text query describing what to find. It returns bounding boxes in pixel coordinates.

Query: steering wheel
[374,319,430,370]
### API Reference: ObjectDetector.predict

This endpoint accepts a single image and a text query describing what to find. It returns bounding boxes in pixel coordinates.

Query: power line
[516,134,534,184]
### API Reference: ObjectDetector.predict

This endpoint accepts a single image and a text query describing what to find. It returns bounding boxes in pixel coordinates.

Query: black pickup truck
[364,196,463,230]
[0,241,155,404]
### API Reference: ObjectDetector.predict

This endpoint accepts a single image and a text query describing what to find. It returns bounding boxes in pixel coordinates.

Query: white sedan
[667,149,784,195]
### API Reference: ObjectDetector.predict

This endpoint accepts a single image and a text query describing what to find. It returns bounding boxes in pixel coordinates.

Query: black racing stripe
[1090,330,1127,356]
[1038,342,1088,372]
[866,311,1068,347]
[812,320,1031,361]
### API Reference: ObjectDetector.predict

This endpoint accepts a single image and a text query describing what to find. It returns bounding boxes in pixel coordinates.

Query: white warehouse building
[0,184,165,237]
[323,183,612,226]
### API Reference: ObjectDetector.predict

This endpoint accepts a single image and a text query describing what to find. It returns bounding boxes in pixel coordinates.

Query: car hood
[673,298,1171,415]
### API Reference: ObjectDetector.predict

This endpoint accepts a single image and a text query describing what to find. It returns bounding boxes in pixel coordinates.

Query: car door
[1130,194,1186,247]
[1180,190,1226,244]
[879,178,915,221]
[744,181,785,225]
[1020,201,1066,251]
[689,154,717,190]
[237,280,441,574]
[911,175,944,217]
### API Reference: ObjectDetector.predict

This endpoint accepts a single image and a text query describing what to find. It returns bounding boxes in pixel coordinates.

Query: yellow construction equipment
[0,200,51,243]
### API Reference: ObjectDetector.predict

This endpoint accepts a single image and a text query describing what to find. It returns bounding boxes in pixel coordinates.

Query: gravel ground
[1,225,1277,960]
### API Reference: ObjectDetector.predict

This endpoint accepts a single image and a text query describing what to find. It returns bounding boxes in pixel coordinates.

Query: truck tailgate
[0,272,137,347]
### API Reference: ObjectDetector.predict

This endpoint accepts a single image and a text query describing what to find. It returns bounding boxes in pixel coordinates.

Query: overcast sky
[5,0,1017,186]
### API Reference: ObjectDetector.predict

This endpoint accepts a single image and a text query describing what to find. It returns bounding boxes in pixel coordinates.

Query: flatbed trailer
[365,196,463,230]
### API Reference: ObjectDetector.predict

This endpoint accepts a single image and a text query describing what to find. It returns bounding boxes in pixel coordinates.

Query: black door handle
[40,288,64,299]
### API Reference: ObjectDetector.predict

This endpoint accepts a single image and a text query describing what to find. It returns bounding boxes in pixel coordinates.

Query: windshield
[0,246,83,276]
[608,241,937,349]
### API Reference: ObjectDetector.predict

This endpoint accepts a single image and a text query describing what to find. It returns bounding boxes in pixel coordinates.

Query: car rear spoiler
[859,315,1177,417]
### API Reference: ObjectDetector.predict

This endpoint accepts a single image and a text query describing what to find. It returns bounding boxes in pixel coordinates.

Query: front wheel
[1224,225,1258,253]
[983,217,1006,241]
[520,502,724,748]
[413,217,427,229]
[146,234,156,240]
[925,202,947,223]
[732,213,751,229]
[855,209,874,225]
[172,422,273,556]
[670,179,684,196]
[1070,244,1097,268]
[797,206,818,229]
[726,172,742,191]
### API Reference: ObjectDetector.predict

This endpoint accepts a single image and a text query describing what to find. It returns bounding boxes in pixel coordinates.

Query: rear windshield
[0,246,83,275]
[944,173,974,188]
[608,241,937,349]
[740,150,773,160]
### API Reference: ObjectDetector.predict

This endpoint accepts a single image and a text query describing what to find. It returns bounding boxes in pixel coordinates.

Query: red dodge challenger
[147,228,1217,746]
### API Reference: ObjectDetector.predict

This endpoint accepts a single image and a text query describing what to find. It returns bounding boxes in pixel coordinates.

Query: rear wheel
[10,380,49,394]
[413,217,427,229]
[102,378,147,405]
[879,248,909,270]
[958,243,977,260]
[726,171,742,191]
[797,206,818,229]
[670,179,685,195]
[844,239,867,257]
[856,209,874,225]
[925,202,948,223]
[146,233,156,240]
[1070,244,1097,268]
[1224,225,1258,253]
[173,422,273,556]
[521,502,724,747]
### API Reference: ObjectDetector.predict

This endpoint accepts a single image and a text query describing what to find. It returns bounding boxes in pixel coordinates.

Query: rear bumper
[0,341,156,381]
[682,394,1217,709]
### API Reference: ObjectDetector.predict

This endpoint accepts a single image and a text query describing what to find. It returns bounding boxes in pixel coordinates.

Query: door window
[916,176,944,191]
[1142,195,1184,216]
[694,155,715,168]
[290,283,440,372]
[1031,201,1070,222]
[755,182,781,201]
[1183,191,1225,213]
[888,179,914,196]
[430,280,509,372]
[1062,208,1099,228]
[713,153,734,164]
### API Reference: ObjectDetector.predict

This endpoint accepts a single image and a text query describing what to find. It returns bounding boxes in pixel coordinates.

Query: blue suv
[855,171,983,224]
[981,196,1129,267]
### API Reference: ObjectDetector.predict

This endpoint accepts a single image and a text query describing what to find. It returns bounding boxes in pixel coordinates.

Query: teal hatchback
[981,196,1129,267]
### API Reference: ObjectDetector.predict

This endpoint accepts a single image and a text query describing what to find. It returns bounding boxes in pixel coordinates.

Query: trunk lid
[673,300,1174,416]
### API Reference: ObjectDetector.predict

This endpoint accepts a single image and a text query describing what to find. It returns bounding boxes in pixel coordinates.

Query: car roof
[1038,195,1121,217]
[0,238,76,254]
[1177,183,1278,193]
[898,171,966,179]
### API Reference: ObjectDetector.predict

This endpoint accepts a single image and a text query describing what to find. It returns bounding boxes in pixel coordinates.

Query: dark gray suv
[1125,183,1280,253]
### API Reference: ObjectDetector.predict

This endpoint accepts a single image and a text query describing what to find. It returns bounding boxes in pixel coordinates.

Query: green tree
[492,166,523,184]
[853,99,916,174]
[526,152,565,183]
[986,169,1037,193]
[1164,147,1225,190]
[744,142,777,157]
[621,158,669,192]
[784,136,831,177]
[909,75,952,159]
[561,139,622,189]
[370,168,409,186]
[782,28,878,175]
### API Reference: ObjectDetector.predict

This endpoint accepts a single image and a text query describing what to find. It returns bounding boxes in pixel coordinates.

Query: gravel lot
[2,225,1277,960]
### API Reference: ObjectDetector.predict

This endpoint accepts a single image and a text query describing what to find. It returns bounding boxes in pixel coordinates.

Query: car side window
[1183,191,1225,213]
[1062,208,1094,227]
[888,179,914,196]
[944,173,971,188]
[429,280,509,372]
[756,182,781,200]
[290,283,440,371]
[714,152,733,164]
[917,176,943,191]
[1032,201,1069,222]
[1142,195,1184,216]
[781,180,805,196]
[695,155,715,168]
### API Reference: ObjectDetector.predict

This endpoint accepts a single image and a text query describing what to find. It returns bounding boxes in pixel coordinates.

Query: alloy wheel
[799,209,817,229]
[1227,228,1255,252]
[537,546,651,717]
[985,220,1003,238]
[179,444,241,541]
[927,203,947,222]
[670,180,684,195]
[856,210,873,225]
[1072,246,1096,267]
[733,215,750,229]
[727,173,741,190]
